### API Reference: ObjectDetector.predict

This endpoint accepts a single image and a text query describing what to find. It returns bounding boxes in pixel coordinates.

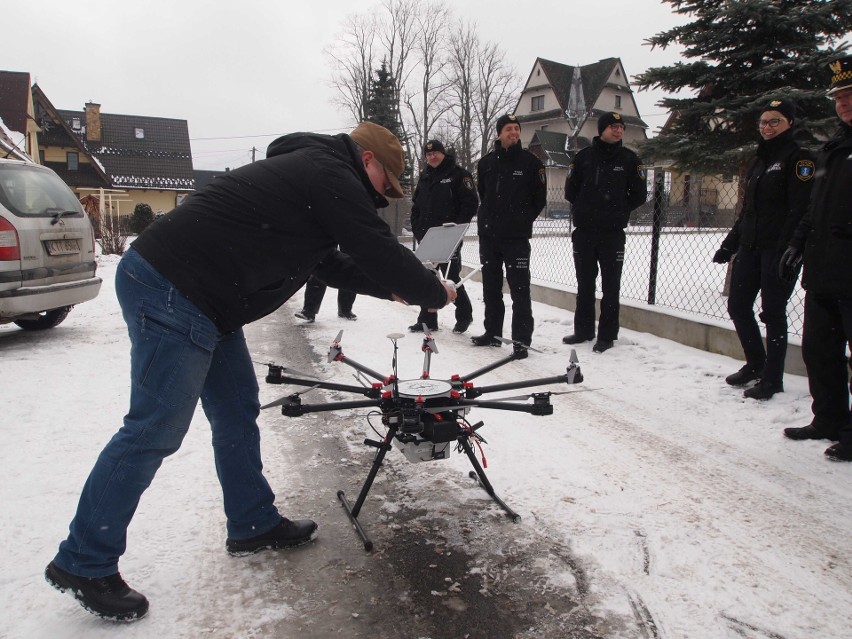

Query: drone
[261,326,585,551]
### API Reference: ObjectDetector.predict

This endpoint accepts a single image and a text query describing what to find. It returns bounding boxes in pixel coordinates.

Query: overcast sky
[5,0,688,170]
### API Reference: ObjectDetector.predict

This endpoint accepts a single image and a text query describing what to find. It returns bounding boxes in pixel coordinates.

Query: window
[134,127,145,139]
[614,95,622,108]
[531,95,544,112]
[71,118,81,130]
[67,152,79,171]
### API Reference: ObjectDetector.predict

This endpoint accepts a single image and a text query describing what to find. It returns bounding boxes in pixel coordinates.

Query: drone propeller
[421,324,439,354]
[260,383,322,409]
[495,336,543,353]
[327,330,344,363]
[484,387,599,402]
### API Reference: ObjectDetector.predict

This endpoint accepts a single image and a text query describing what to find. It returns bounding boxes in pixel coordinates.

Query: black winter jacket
[132,132,447,332]
[410,155,478,241]
[475,141,547,239]
[565,137,647,232]
[790,122,852,297]
[721,129,815,253]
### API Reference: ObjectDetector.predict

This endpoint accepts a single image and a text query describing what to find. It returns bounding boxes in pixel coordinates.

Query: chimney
[85,102,101,142]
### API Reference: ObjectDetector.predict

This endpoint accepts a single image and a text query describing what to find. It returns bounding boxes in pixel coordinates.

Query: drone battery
[393,438,452,463]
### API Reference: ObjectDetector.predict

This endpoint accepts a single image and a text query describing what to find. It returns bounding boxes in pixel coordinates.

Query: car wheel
[13,307,72,330]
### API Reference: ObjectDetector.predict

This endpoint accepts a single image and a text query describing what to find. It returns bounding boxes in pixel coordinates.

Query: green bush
[128,203,154,234]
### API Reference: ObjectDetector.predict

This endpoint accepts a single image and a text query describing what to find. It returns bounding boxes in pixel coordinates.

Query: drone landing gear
[337,424,519,551]
[460,437,521,523]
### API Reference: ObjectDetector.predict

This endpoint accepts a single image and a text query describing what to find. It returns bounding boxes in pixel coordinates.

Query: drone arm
[281,398,381,417]
[457,352,518,382]
[269,373,380,398]
[335,355,386,382]
[466,373,574,398]
[458,398,553,416]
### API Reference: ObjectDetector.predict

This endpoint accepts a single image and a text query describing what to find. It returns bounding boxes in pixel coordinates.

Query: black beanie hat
[423,139,446,155]
[496,113,520,135]
[598,112,625,135]
[761,98,796,123]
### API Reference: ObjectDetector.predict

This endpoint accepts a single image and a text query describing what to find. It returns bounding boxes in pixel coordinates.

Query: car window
[0,164,82,218]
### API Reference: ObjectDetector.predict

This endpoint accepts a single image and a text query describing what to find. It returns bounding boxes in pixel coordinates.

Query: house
[0,71,39,162]
[32,85,194,217]
[510,58,648,216]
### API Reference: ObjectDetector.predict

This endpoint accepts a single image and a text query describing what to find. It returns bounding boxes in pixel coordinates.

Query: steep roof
[56,108,194,191]
[520,58,648,130]
[527,129,571,167]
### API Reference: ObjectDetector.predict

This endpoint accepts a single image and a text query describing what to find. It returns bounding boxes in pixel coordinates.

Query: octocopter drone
[261,328,584,551]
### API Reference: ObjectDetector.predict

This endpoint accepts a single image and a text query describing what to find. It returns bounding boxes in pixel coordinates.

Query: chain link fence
[389,168,805,339]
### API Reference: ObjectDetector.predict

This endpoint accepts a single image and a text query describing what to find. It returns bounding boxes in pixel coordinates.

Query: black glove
[778,246,803,282]
[712,247,734,264]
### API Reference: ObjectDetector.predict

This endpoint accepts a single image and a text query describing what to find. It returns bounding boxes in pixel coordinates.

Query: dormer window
[531,95,544,112]
[134,128,145,139]
[71,118,81,130]
[615,95,622,108]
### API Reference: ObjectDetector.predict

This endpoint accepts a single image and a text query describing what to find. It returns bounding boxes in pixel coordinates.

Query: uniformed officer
[408,139,478,333]
[563,112,647,353]
[712,98,815,400]
[781,56,852,459]
[470,113,547,358]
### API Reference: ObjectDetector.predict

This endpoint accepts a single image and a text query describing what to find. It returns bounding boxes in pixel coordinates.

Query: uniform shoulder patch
[795,159,815,181]
[463,176,474,190]
[538,166,546,185]
[566,163,574,180]
[638,164,648,179]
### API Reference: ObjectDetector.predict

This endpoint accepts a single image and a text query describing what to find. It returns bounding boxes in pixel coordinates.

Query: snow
[1,249,850,639]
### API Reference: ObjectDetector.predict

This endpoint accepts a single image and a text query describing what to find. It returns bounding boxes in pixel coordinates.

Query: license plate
[45,239,80,255]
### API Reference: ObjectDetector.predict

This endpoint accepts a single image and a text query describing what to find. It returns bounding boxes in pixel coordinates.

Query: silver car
[0,158,101,330]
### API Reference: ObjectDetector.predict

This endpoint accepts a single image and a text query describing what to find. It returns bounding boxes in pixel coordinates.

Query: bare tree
[401,1,452,177]
[325,11,380,124]
[473,40,519,160]
[444,22,478,172]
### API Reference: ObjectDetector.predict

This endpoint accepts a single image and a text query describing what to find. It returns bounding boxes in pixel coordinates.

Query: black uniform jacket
[565,137,647,232]
[410,155,478,241]
[721,129,816,253]
[132,132,447,332]
[475,140,547,239]
[790,122,852,297]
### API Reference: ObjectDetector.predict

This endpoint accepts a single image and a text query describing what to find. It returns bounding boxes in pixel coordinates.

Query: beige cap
[349,121,405,198]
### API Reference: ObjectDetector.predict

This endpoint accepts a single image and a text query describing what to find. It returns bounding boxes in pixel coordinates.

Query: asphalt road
[228,310,643,639]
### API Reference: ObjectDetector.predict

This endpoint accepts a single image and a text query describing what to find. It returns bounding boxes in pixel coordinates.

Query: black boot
[743,380,783,400]
[592,339,614,353]
[226,517,318,556]
[45,561,149,621]
[471,333,501,347]
[825,442,852,462]
[783,424,839,441]
[562,334,593,345]
[725,364,760,386]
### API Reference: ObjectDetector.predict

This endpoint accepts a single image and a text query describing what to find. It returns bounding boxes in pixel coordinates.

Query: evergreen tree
[635,0,852,173]
[128,203,154,235]
[364,60,412,191]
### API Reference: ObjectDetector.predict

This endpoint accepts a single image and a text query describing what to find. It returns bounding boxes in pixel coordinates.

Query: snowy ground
[1,251,851,639]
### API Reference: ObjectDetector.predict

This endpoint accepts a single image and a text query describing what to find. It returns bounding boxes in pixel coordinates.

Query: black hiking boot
[338,310,357,320]
[294,310,315,322]
[562,334,593,345]
[825,442,852,462]
[452,319,472,334]
[783,424,839,441]
[743,380,783,400]
[592,339,614,353]
[226,518,318,556]
[725,365,760,386]
[471,333,501,347]
[45,561,149,622]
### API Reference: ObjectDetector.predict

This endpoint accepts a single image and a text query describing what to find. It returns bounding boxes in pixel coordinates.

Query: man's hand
[778,246,803,282]
[712,247,734,264]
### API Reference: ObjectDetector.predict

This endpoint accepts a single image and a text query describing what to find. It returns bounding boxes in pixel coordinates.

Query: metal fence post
[648,170,665,305]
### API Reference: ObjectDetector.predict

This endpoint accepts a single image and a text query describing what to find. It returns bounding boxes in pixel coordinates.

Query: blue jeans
[53,247,281,577]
